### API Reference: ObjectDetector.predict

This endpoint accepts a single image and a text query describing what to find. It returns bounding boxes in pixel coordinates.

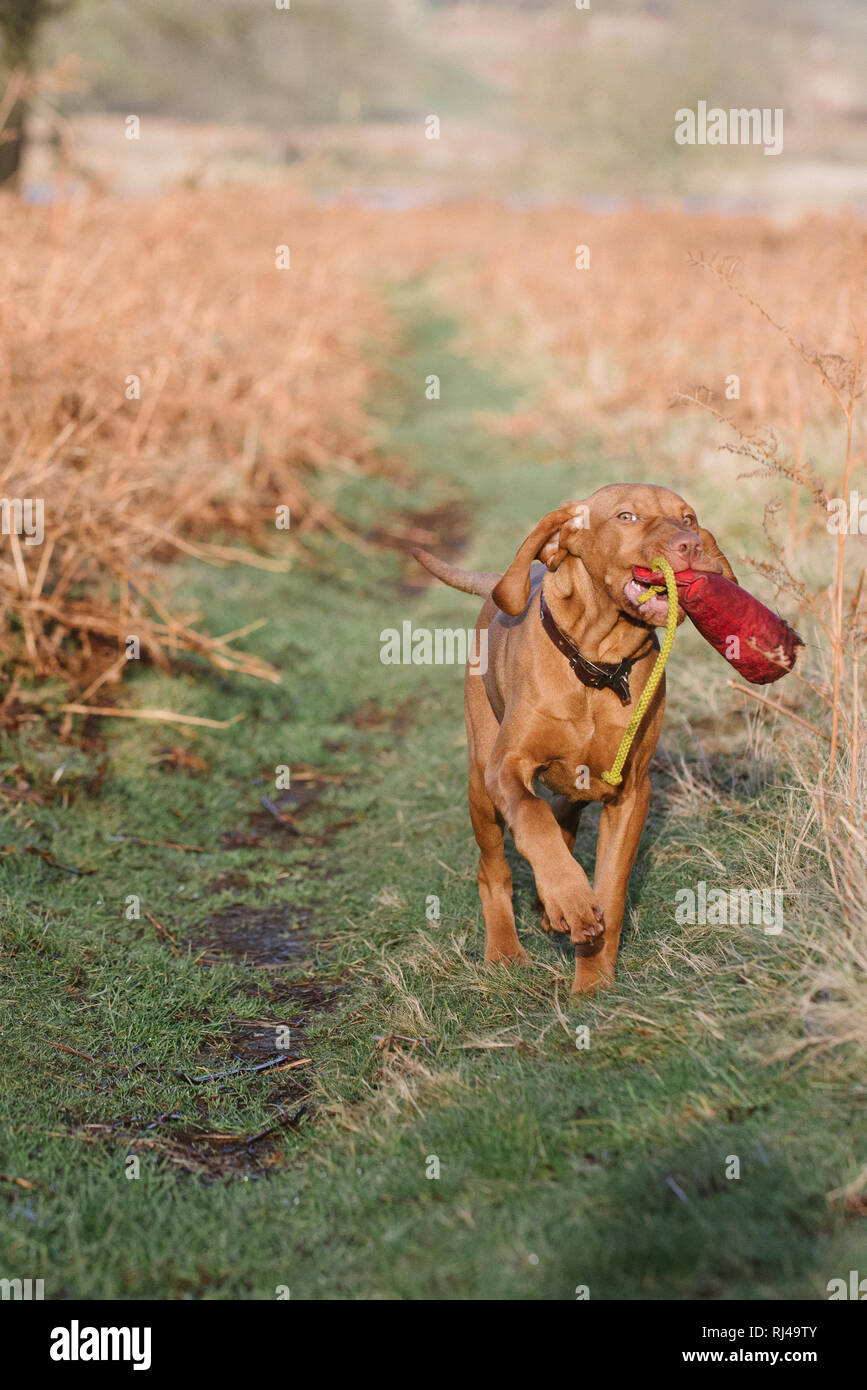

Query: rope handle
[600,556,678,787]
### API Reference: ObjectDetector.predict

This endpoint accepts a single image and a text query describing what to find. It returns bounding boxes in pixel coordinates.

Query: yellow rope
[600,556,678,787]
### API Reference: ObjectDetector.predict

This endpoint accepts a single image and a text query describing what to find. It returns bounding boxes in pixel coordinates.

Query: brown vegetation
[1,190,864,723]
[0,189,390,696]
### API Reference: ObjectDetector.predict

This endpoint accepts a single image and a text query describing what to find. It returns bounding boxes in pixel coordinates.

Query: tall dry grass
[2,191,864,731]
[574,244,867,1156]
[376,204,866,444]
[0,189,390,703]
[676,264,867,1125]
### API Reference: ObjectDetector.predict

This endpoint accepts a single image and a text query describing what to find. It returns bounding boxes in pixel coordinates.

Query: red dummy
[632,566,802,685]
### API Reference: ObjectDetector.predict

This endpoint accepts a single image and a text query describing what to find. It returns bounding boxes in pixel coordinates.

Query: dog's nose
[664,529,704,570]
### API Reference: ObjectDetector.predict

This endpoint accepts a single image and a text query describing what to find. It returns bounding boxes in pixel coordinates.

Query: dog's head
[492,483,735,627]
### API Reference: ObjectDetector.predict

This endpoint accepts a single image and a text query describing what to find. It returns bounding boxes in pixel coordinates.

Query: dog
[414,483,735,996]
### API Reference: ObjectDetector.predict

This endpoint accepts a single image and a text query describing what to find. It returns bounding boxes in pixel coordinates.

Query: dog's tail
[412,548,501,598]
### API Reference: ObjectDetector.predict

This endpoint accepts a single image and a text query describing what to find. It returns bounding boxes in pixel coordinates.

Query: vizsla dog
[414,484,735,996]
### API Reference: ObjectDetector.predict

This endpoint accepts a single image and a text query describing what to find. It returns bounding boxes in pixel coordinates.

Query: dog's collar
[539,590,658,706]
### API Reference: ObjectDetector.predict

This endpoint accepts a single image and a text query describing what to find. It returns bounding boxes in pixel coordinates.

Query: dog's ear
[698,527,737,583]
[492,502,587,615]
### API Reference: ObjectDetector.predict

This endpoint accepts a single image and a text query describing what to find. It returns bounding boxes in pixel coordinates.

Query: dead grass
[3,192,863,708]
[0,188,391,698]
[379,205,867,447]
[672,267,866,1087]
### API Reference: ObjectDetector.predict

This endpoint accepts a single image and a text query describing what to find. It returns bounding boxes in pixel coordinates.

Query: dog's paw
[572,957,616,997]
[485,942,530,967]
[538,902,569,935]
[539,886,605,947]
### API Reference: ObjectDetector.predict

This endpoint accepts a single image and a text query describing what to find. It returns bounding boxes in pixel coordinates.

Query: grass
[0,285,863,1300]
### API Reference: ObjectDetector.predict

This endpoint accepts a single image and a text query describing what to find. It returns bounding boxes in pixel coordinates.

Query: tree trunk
[0,92,26,184]
[0,0,47,187]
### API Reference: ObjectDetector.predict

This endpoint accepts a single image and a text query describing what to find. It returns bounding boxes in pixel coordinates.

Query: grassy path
[1,288,861,1299]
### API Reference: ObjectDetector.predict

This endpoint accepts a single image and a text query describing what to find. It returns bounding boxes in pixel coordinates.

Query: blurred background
[6,0,867,209]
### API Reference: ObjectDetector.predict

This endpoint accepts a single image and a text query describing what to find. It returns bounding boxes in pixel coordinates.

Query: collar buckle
[539,591,657,705]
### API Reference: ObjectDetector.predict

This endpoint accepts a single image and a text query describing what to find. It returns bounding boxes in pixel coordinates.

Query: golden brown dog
[414,483,735,996]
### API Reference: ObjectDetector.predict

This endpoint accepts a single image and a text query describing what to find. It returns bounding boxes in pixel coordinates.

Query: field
[0,182,865,1298]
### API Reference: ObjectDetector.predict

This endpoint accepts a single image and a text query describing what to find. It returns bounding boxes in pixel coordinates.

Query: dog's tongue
[631,566,802,685]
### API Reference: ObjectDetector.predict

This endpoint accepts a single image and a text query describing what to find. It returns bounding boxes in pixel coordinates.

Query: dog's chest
[535,704,637,800]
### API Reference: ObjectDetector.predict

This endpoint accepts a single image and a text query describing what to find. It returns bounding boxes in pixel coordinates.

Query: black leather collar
[539,590,658,706]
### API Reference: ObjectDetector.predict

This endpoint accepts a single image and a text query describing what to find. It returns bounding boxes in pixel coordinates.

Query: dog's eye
[617,511,638,523]
[682,514,697,527]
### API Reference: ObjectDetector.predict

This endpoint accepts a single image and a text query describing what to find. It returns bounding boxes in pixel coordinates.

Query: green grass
[0,286,862,1300]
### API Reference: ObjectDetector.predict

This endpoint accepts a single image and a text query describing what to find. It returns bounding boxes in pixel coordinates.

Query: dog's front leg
[485,751,604,949]
[573,774,651,995]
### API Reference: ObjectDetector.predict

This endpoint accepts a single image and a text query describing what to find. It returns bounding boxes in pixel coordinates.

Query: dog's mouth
[622,574,677,626]
[624,564,724,625]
